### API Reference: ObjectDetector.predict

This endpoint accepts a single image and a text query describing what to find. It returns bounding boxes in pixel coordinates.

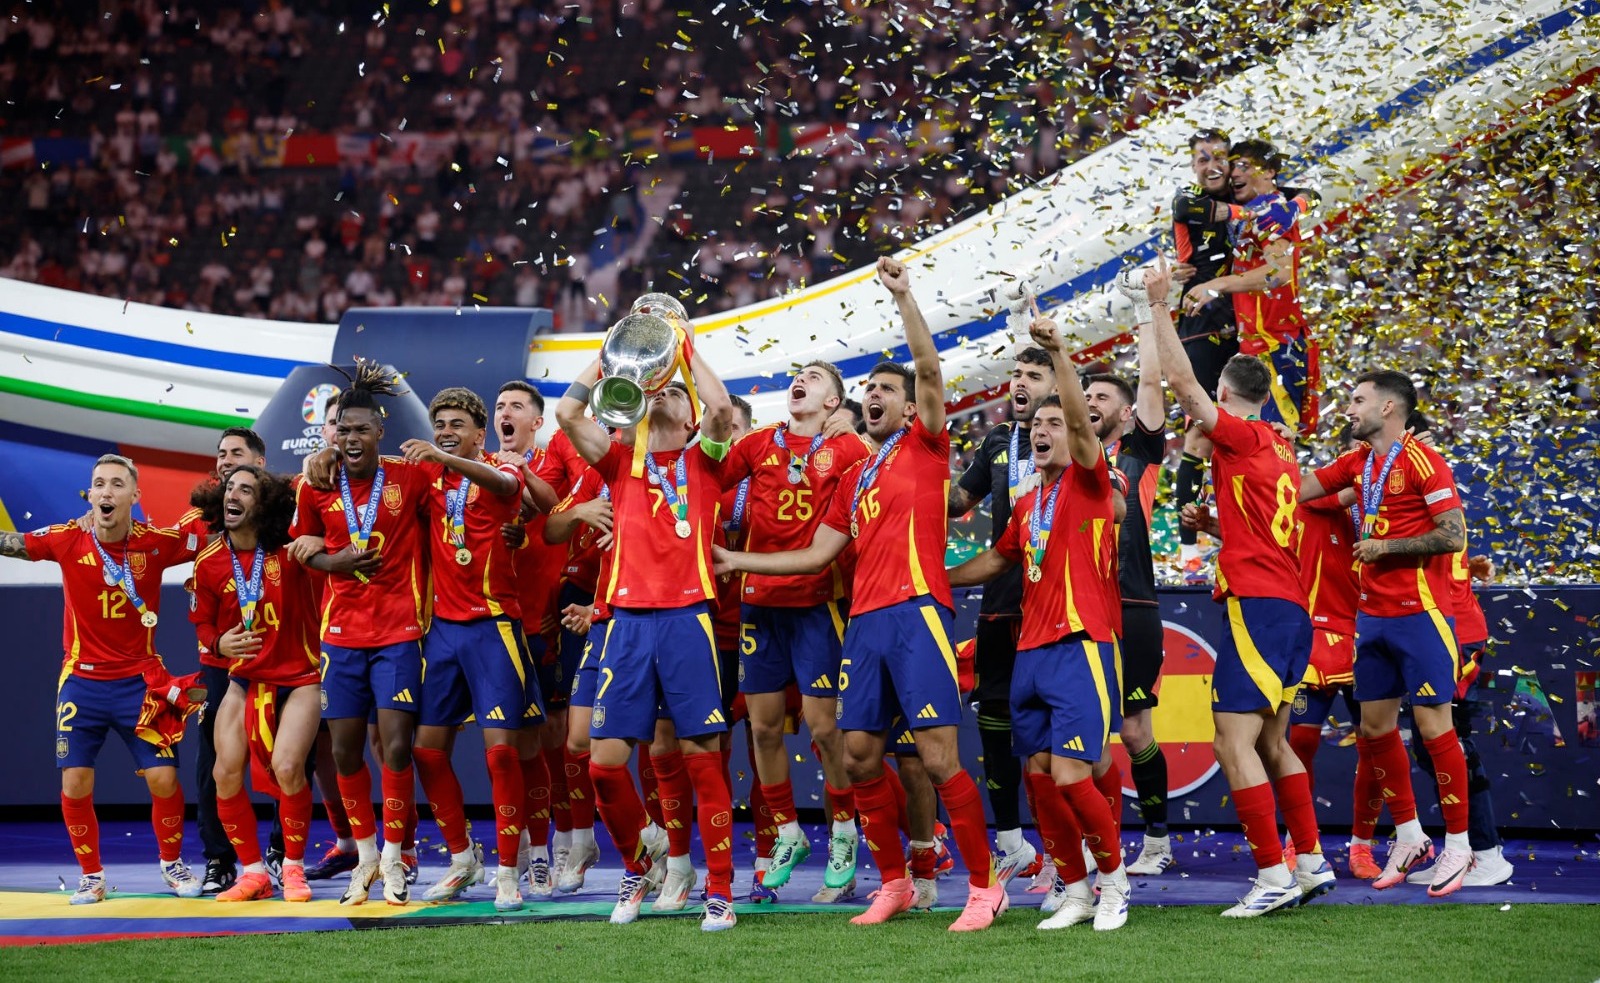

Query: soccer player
[716,257,1005,932]
[405,387,546,912]
[1083,307,1175,875]
[554,341,741,932]
[293,365,494,906]
[948,311,1133,931]
[1297,373,1475,896]
[1142,257,1334,916]
[189,466,322,902]
[1,454,203,903]
[946,346,1056,879]
[719,360,868,892]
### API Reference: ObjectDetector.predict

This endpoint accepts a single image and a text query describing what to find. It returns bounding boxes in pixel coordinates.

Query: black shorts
[1119,604,1164,714]
[1182,328,1239,401]
[972,617,1021,706]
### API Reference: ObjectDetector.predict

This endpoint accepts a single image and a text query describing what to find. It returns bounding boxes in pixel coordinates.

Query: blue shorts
[529,631,565,712]
[590,604,725,742]
[553,582,596,707]
[738,602,847,697]
[1258,336,1316,435]
[1354,610,1459,705]
[55,674,177,772]
[1213,597,1312,713]
[1011,636,1123,762]
[837,597,962,734]
[320,640,423,720]
[568,620,608,710]
[419,617,544,729]
[1290,682,1354,726]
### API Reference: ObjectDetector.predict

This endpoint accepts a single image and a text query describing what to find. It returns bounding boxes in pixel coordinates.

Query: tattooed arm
[1352,508,1467,563]
[0,531,30,560]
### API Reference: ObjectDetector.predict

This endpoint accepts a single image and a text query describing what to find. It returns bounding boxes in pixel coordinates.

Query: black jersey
[1173,187,1235,342]
[1109,418,1166,607]
[956,421,1037,618]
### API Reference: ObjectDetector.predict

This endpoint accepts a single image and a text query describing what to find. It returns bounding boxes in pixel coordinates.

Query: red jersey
[594,440,723,610]
[513,446,567,630]
[1295,495,1358,635]
[536,428,589,500]
[993,457,1121,649]
[1448,544,1488,646]
[25,522,198,680]
[290,458,432,647]
[1311,434,1462,618]
[1229,203,1307,354]
[420,456,524,622]
[175,506,213,555]
[190,538,321,685]
[1207,408,1307,608]
[711,485,742,650]
[551,467,609,593]
[820,417,953,616]
[722,424,869,608]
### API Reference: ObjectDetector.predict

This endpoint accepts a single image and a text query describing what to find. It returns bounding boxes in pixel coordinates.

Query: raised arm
[400,441,519,497]
[715,524,850,577]
[1028,313,1101,468]
[1133,297,1165,430]
[688,346,734,446]
[1145,257,1218,433]
[0,530,29,560]
[555,358,612,465]
[878,256,944,433]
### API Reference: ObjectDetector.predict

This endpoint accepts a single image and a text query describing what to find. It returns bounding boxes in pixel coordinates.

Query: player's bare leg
[212,685,273,901]
[894,753,942,910]
[1213,710,1300,916]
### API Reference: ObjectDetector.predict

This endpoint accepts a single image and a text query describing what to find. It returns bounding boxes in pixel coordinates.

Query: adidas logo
[1062,736,1086,753]
[1127,688,1146,701]
[762,454,782,467]
[499,824,519,836]
[75,844,94,855]
[523,705,542,718]
[709,838,731,852]
[916,704,938,720]
[704,709,726,726]
[78,554,97,566]
[393,689,414,703]
[485,707,506,721]
[811,675,833,691]
[385,819,406,830]
[1441,793,1462,806]
[666,819,685,830]
[1416,682,1437,698]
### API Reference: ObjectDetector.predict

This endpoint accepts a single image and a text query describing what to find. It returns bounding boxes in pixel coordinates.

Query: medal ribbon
[1359,440,1405,540]
[226,536,266,632]
[444,475,471,548]
[849,427,906,531]
[338,463,386,551]
[728,477,752,537]
[1027,475,1064,573]
[774,424,826,478]
[92,535,155,625]
[645,452,690,526]
[1008,424,1037,505]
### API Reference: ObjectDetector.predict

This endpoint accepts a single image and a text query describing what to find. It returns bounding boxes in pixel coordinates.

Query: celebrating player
[716,257,1004,932]
[189,466,322,903]
[1299,378,1474,895]
[1143,257,1334,916]
[1,455,203,903]
[406,387,547,912]
[554,338,741,931]
[948,311,1134,932]
[947,346,1056,880]
[719,360,868,893]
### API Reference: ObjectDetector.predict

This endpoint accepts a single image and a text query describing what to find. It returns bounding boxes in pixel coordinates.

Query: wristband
[564,382,592,405]
[697,434,732,461]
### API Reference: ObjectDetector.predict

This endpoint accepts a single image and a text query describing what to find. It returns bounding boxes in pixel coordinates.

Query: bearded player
[716,258,1004,932]
[2,455,204,903]
[190,466,322,903]
[1142,257,1334,916]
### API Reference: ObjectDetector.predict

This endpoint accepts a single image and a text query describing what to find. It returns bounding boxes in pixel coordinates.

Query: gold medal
[1026,562,1042,583]
[850,519,860,538]
[141,611,159,628]
[455,547,472,566]
[674,519,692,539]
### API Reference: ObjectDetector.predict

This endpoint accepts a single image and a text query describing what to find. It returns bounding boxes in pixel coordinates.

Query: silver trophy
[590,312,684,427]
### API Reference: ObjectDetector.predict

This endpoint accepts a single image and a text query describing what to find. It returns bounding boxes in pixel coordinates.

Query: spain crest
[382,484,403,513]
[1387,470,1405,494]
[129,552,148,578]
[814,448,835,473]
[265,556,283,584]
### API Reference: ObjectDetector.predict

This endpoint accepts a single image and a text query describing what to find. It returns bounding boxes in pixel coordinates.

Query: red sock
[852,774,907,881]
[61,792,101,874]
[825,782,855,824]
[320,785,353,840]
[1025,772,1087,882]
[487,745,527,867]
[336,765,377,842]
[1351,736,1382,839]
[933,771,997,888]
[1061,779,1122,876]
[216,790,262,866]
[687,751,734,898]
[750,774,776,859]
[637,746,664,828]
[881,762,910,837]
[720,742,733,794]
[591,760,649,873]
[1093,760,1124,844]
[909,843,937,880]
[1232,782,1284,870]
[544,745,572,834]
[1272,772,1322,856]
[280,785,314,862]
[1422,732,1470,836]
[652,749,694,857]
[760,779,797,829]
[404,800,418,852]
[1369,728,1418,824]
[412,748,468,853]
[518,749,549,850]
[1289,725,1321,789]
[567,749,596,830]
[381,764,418,849]
[150,790,186,863]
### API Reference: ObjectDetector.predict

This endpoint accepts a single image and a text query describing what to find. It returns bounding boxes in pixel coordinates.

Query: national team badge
[57,739,69,759]
[814,448,835,473]
[129,552,148,578]
[592,706,606,727]
[467,484,481,504]
[265,556,282,584]
[382,484,403,512]
[1387,470,1405,494]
